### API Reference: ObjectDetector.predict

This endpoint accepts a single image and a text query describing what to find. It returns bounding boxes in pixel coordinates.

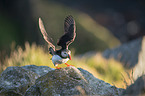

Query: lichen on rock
[0,65,123,96]
[0,66,39,96]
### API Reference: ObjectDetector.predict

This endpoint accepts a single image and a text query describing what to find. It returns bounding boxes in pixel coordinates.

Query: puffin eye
[61,51,68,57]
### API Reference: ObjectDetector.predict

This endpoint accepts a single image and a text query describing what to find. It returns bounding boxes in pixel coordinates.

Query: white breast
[52,55,69,65]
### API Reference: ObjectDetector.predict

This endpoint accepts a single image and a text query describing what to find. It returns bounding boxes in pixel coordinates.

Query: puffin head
[61,49,71,60]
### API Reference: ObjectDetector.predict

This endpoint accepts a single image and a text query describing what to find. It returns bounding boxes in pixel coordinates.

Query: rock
[103,36,145,80]
[24,85,41,96]
[21,65,55,77]
[0,65,123,96]
[122,75,145,96]
[0,65,54,96]
[0,66,39,96]
[78,68,124,95]
[25,66,123,96]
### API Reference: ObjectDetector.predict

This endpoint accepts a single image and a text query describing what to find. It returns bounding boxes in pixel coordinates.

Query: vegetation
[0,42,132,88]
[0,0,142,93]
[0,1,133,89]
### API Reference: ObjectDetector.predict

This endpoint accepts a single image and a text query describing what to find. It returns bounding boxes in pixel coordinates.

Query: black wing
[57,15,76,49]
[39,18,55,51]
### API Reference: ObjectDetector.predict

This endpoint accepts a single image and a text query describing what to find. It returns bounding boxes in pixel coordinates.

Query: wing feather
[39,18,55,50]
[57,15,76,49]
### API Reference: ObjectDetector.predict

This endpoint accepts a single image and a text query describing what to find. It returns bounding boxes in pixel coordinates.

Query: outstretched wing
[57,15,76,49]
[39,18,55,51]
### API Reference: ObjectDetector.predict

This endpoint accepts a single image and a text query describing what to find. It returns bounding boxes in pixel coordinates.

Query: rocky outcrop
[21,65,55,77]
[0,66,39,96]
[0,65,54,96]
[103,36,145,80]
[122,75,145,96]
[0,65,123,96]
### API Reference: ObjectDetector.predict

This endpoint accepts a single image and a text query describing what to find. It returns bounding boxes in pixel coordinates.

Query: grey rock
[25,66,123,96]
[0,65,123,96]
[103,36,145,79]
[122,75,145,96]
[24,85,41,96]
[0,66,39,96]
[78,68,124,96]
[22,65,55,77]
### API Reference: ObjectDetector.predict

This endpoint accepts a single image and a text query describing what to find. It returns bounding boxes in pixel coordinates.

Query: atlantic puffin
[39,15,76,69]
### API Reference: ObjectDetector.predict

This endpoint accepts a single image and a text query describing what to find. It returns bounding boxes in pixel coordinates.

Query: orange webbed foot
[56,66,62,69]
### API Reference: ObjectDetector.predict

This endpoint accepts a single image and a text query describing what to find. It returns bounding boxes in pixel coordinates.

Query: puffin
[39,15,76,69]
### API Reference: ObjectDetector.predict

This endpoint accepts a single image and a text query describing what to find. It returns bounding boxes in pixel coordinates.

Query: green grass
[0,43,131,88]
[0,42,54,71]
[71,53,130,88]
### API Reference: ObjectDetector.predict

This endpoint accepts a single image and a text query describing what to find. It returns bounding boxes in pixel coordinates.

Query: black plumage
[39,15,76,54]
[57,15,76,49]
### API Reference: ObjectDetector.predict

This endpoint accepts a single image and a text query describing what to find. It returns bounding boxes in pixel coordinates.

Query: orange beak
[68,54,71,60]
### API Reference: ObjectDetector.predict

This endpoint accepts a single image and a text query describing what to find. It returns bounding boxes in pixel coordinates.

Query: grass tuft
[0,42,132,88]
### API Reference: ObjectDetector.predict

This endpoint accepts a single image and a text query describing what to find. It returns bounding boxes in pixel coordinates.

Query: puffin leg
[65,63,73,67]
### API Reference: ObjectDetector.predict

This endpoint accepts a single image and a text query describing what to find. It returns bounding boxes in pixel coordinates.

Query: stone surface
[24,85,41,96]
[22,65,55,77]
[103,36,145,80]
[0,65,123,96]
[26,66,123,96]
[122,75,145,96]
[0,66,39,96]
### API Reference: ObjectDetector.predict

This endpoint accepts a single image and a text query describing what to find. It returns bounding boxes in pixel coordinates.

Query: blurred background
[0,0,145,88]
[0,0,145,54]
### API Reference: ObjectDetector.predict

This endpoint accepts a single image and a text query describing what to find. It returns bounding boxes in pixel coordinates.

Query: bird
[39,15,76,69]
